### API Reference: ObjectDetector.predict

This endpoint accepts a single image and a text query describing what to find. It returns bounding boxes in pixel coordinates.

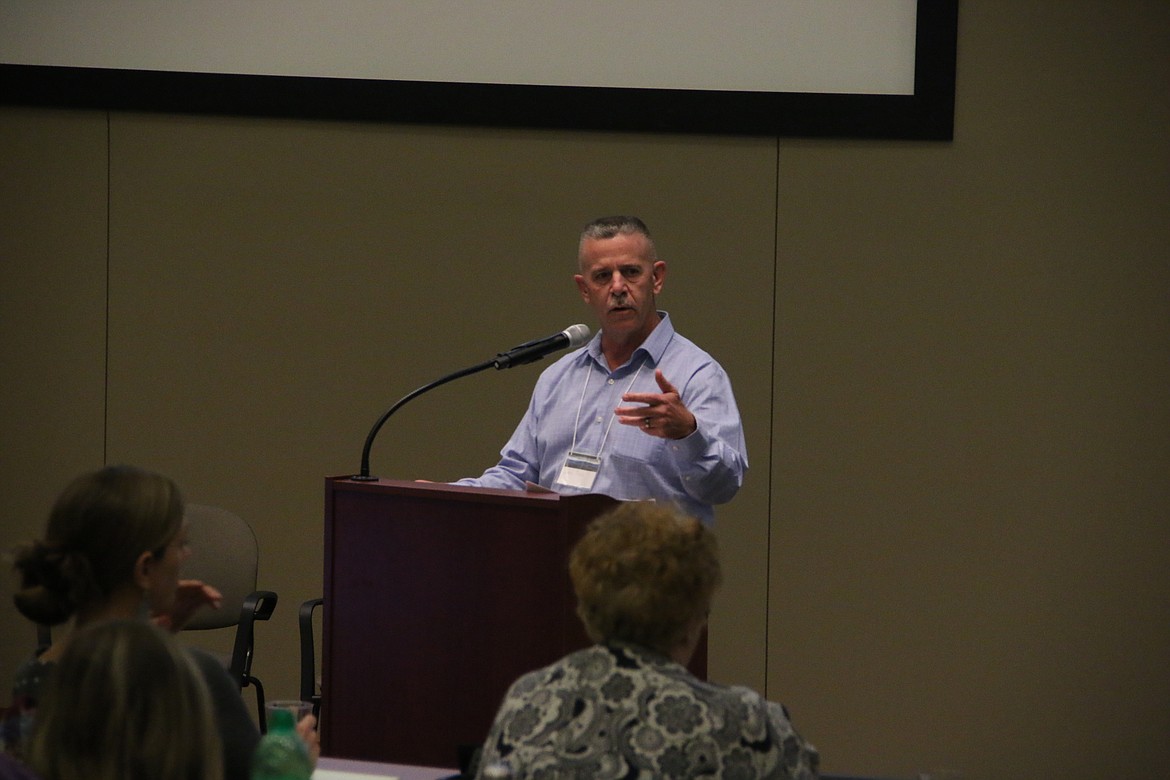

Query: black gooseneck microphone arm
[352,359,495,481]
[352,324,590,481]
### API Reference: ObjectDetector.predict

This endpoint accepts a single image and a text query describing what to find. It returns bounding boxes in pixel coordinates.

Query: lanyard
[569,354,647,459]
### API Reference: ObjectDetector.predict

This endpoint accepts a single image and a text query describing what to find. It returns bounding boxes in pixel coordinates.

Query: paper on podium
[313,770,396,780]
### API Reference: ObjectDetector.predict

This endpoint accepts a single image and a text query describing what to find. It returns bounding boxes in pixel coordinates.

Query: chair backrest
[181,504,260,632]
[175,503,277,732]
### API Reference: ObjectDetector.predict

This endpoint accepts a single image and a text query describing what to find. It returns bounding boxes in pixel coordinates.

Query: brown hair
[12,466,184,625]
[28,619,223,780]
[570,502,721,654]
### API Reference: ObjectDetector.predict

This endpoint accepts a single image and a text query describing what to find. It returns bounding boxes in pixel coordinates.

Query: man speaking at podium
[455,216,746,526]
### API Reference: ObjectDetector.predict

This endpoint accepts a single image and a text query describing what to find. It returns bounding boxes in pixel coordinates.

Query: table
[313,756,456,780]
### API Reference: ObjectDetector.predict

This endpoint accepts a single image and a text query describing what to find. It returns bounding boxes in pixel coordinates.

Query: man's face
[574,232,665,342]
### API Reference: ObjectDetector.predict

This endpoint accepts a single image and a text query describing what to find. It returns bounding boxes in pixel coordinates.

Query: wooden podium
[321,477,620,767]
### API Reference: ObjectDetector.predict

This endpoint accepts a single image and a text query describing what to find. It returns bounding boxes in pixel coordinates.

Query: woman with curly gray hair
[476,502,819,779]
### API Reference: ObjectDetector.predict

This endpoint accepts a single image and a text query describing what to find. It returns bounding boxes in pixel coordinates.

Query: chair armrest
[229,589,278,686]
[299,598,324,705]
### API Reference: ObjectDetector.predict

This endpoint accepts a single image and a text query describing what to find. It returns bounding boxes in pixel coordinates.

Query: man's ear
[132,550,154,590]
[574,274,590,303]
[652,260,667,294]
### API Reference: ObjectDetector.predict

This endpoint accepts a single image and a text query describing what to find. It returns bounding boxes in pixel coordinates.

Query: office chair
[181,503,278,732]
[298,597,324,720]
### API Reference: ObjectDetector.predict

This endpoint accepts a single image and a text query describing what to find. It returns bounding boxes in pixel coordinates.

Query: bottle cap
[268,707,296,732]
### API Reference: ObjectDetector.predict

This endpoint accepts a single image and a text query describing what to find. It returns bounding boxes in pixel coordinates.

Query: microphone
[352,323,593,480]
[492,323,591,370]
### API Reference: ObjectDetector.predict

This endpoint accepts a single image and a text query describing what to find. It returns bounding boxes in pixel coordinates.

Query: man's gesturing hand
[616,369,697,440]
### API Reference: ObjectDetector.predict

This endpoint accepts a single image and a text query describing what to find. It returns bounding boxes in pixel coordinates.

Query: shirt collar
[584,310,674,370]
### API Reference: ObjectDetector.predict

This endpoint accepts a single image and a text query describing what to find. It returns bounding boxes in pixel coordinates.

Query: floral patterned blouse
[476,641,819,779]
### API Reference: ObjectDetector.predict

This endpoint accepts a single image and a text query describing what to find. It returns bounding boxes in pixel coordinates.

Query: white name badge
[555,452,601,490]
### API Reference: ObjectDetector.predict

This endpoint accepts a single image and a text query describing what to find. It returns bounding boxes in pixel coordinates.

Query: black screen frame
[0,1,956,140]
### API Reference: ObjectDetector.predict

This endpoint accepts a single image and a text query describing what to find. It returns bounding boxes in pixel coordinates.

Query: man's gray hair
[578,215,657,262]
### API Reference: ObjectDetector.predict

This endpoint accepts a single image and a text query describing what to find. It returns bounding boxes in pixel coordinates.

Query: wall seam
[764,135,780,699]
[103,111,111,465]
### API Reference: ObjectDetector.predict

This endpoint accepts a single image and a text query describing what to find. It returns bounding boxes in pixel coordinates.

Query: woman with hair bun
[1,465,310,780]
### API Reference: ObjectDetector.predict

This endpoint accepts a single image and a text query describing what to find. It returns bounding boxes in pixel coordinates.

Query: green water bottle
[251,707,312,780]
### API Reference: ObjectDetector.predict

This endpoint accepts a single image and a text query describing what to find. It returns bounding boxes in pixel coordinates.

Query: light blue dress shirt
[455,312,746,525]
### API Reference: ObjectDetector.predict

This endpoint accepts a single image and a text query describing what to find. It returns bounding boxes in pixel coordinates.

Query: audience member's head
[570,501,721,660]
[12,465,185,627]
[26,619,224,780]
[476,501,820,778]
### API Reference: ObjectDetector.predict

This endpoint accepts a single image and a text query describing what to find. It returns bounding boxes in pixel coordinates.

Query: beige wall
[767,4,1169,777]
[2,3,1168,778]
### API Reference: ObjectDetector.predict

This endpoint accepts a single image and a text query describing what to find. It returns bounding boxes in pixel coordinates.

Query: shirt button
[606,378,615,385]
[596,417,603,424]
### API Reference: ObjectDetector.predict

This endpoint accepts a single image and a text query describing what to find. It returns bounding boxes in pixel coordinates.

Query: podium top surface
[327,475,618,513]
